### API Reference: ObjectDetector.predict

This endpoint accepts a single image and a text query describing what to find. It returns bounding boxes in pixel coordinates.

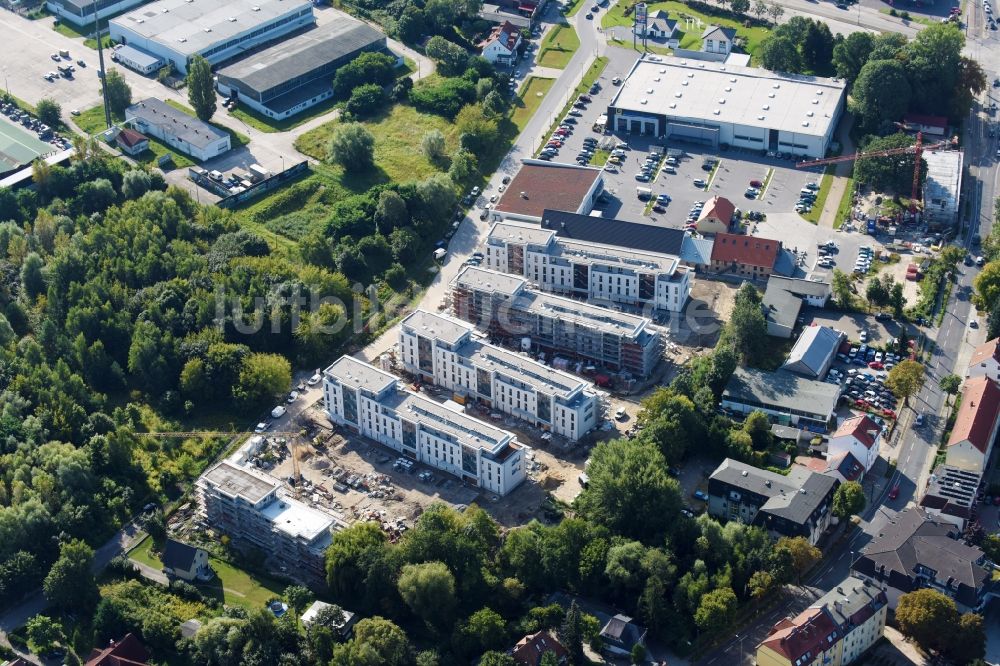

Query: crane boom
[795,137,953,169]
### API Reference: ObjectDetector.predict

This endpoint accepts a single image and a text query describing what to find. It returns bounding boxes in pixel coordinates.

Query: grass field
[295,103,462,184]
[511,77,556,133]
[52,16,118,49]
[800,166,834,224]
[833,173,857,229]
[601,1,770,57]
[538,24,581,68]
[74,104,195,168]
[129,537,287,610]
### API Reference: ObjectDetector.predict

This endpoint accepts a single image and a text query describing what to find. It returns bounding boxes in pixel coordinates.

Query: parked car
[693,178,707,188]
[693,490,709,501]
[888,483,900,500]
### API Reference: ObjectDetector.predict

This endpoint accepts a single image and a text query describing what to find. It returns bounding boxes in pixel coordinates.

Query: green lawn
[564,0,587,17]
[52,14,120,49]
[589,148,611,166]
[164,98,250,148]
[128,536,287,610]
[601,1,771,57]
[833,173,856,229]
[295,103,462,184]
[74,104,195,168]
[538,24,581,68]
[511,76,556,133]
[800,166,834,224]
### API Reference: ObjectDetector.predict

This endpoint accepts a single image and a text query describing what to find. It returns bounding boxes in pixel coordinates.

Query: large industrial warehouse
[607,56,847,158]
[109,0,314,73]
[216,19,389,120]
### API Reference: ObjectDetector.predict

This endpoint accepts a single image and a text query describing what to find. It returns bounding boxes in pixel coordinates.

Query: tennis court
[0,117,52,173]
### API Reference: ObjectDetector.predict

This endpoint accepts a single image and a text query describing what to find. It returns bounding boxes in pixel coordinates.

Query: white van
[636,186,653,200]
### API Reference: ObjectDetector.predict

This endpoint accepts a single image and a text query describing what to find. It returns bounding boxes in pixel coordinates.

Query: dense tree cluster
[758,17,836,75]
[895,589,986,663]
[341,0,485,46]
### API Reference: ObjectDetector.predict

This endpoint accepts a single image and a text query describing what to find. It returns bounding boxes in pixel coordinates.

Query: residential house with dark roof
[160,538,212,582]
[696,196,735,235]
[702,25,737,54]
[707,458,838,545]
[721,367,840,432]
[479,21,522,64]
[641,9,678,42]
[493,161,604,223]
[763,276,832,338]
[946,375,1000,474]
[827,414,881,473]
[114,128,149,157]
[781,325,843,379]
[710,232,781,279]
[599,614,646,656]
[510,630,568,665]
[756,575,887,666]
[919,464,982,530]
[851,507,997,612]
[965,337,1000,382]
[85,634,149,666]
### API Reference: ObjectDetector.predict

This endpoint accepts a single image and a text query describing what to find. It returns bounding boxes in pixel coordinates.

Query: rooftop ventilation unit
[718,98,725,104]
[713,109,720,115]
[228,16,236,21]
[647,88,654,94]
[682,80,688,86]
[177,37,186,42]
[640,99,648,105]
[757,115,765,120]
[204,27,212,32]
[730,77,737,83]
[669,102,676,108]
[773,83,780,88]
[674,92,682,97]
[768,92,775,98]
[724,86,732,92]
[817,90,824,95]
[807,111,814,117]
[660,68,667,74]
[762,104,769,110]
[802,121,810,127]
[812,99,819,104]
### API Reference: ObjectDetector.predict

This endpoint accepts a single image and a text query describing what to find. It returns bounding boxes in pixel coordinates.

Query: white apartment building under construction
[323,355,526,495]
[451,265,664,378]
[399,310,601,441]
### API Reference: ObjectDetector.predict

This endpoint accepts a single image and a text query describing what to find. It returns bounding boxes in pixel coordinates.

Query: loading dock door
[666,122,719,147]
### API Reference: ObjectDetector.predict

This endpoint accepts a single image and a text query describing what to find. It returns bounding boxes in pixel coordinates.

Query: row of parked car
[853,245,875,274]
[836,369,898,418]
[1,102,71,151]
[794,181,821,214]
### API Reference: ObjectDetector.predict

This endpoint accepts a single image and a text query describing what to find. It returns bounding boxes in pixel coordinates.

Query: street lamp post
[735,633,747,664]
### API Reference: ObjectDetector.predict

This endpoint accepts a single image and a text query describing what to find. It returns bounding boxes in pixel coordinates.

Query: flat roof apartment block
[109,0,315,73]
[197,461,334,585]
[607,56,846,157]
[484,219,691,313]
[216,19,388,120]
[322,355,526,496]
[399,310,601,442]
[451,265,664,378]
[125,98,230,161]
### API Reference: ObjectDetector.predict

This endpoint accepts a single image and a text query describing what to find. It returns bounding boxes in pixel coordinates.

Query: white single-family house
[479,21,522,65]
[702,25,737,54]
[965,337,1000,383]
[827,414,881,474]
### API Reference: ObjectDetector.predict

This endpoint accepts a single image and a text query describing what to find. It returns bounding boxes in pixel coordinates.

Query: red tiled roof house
[479,21,522,65]
[510,630,568,666]
[710,232,781,279]
[115,128,149,157]
[965,337,1000,383]
[86,634,149,666]
[946,376,1000,474]
[827,414,881,474]
[695,195,735,235]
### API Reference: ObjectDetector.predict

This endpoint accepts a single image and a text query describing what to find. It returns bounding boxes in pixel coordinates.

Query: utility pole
[93,0,111,128]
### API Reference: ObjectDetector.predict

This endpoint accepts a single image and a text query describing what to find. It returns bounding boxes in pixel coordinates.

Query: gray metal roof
[723,367,840,417]
[814,575,887,627]
[782,325,842,377]
[111,0,311,57]
[115,43,163,69]
[540,209,686,257]
[854,507,992,608]
[125,97,228,150]
[710,457,837,525]
[215,19,384,95]
[763,284,802,332]
[681,236,713,266]
[767,275,831,299]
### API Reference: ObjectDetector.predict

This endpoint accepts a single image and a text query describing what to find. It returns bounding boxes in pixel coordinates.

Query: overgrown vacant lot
[294,102,462,184]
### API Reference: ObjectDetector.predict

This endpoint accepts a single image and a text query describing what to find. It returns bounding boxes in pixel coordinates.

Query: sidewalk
[819,113,857,229]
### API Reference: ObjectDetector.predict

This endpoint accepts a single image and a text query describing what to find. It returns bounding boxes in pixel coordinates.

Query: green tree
[939,374,962,402]
[35,99,62,128]
[725,283,767,363]
[421,129,448,164]
[767,1,784,22]
[851,61,911,131]
[694,587,738,633]
[561,600,584,665]
[758,35,802,72]
[284,584,313,624]
[801,21,834,74]
[478,652,516,666]
[730,0,750,14]
[748,570,774,600]
[347,83,387,118]
[105,69,133,117]
[416,173,458,222]
[752,0,768,19]
[950,612,987,664]
[233,352,291,408]
[889,281,906,318]
[458,607,507,656]
[375,190,409,234]
[865,278,889,312]
[574,438,683,543]
[832,269,854,308]
[885,360,925,405]
[854,134,922,194]
[186,55,216,121]
[774,536,820,584]
[903,23,963,118]
[397,561,457,628]
[832,32,874,83]
[20,251,45,300]
[448,150,479,187]
[630,643,647,664]
[896,589,958,654]
[333,617,413,666]
[25,614,63,654]
[832,481,866,519]
[43,539,97,612]
[425,36,471,76]
[328,122,376,172]
[974,260,1000,308]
